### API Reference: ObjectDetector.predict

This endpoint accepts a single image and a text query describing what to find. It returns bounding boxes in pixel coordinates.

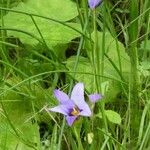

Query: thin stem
[93,9,100,92]
[92,7,109,148]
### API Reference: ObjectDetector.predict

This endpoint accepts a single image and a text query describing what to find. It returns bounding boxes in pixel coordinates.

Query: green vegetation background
[0,0,150,150]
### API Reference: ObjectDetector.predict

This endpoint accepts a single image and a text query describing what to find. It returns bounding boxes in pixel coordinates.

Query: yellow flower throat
[70,107,80,116]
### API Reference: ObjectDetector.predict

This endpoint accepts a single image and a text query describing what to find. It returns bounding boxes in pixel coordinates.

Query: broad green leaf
[3,0,81,47]
[86,31,130,78]
[105,110,121,125]
[66,56,110,94]
[65,55,122,96]
[65,56,95,92]
[96,110,121,125]
[17,0,78,21]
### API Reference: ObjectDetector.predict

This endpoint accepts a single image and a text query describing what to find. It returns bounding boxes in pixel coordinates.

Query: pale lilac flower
[49,83,101,126]
[89,93,102,103]
[88,0,102,9]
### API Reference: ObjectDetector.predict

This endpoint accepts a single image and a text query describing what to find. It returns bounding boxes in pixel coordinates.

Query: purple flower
[88,0,102,9]
[49,83,101,126]
[89,93,102,103]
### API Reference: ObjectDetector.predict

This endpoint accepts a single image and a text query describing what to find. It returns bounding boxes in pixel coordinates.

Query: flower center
[70,107,80,116]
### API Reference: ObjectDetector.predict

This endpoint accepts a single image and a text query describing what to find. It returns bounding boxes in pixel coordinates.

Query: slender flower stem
[93,9,100,92]
[92,7,109,145]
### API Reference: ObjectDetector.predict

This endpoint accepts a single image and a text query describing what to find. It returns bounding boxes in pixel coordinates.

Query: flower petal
[88,0,102,9]
[54,89,69,104]
[71,83,85,110]
[66,116,77,126]
[49,105,68,115]
[71,83,92,116]
[80,103,92,116]
[49,100,75,116]
[89,94,102,103]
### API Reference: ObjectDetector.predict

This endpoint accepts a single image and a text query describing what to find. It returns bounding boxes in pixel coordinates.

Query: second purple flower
[88,0,102,9]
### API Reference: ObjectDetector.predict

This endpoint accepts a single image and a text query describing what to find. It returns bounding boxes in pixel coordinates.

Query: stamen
[70,107,80,116]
